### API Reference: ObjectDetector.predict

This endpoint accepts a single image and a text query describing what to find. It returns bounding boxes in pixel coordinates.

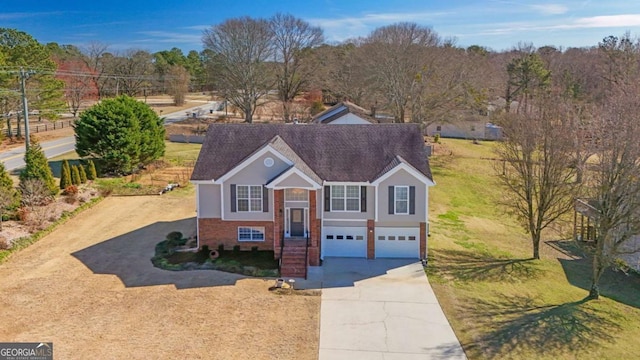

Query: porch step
[280,245,308,279]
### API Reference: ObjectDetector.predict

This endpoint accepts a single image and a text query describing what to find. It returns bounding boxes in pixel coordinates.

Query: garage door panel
[323,226,367,258]
[375,227,420,258]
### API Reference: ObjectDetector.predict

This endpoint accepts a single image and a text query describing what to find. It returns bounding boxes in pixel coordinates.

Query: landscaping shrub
[434,133,440,143]
[71,166,81,185]
[86,160,97,180]
[251,246,259,254]
[233,245,241,254]
[217,244,224,252]
[79,165,87,183]
[59,160,72,189]
[19,139,57,195]
[166,231,183,242]
[63,185,78,195]
[0,236,10,250]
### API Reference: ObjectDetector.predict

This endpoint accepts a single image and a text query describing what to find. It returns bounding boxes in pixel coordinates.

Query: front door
[290,208,305,237]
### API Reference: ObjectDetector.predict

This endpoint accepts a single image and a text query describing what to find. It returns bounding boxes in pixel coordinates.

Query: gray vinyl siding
[322,185,374,220]
[323,220,369,227]
[223,152,288,221]
[377,169,427,223]
[276,172,315,188]
[198,183,221,218]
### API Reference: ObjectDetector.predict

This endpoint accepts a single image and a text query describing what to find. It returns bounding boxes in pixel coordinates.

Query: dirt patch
[0,195,320,359]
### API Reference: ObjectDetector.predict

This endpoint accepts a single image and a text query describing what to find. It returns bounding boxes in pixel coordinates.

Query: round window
[264,157,274,167]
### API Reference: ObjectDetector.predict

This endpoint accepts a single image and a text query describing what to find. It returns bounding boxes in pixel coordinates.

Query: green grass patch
[428,139,640,360]
[163,141,202,166]
[0,197,103,265]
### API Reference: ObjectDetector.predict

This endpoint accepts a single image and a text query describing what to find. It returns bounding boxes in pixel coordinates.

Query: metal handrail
[304,230,310,280]
[278,230,285,274]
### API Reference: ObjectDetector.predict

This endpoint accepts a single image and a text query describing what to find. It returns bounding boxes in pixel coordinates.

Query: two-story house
[190,123,434,277]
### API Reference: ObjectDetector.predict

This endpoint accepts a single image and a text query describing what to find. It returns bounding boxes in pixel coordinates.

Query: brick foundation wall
[273,190,284,258]
[308,190,320,265]
[199,218,274,252]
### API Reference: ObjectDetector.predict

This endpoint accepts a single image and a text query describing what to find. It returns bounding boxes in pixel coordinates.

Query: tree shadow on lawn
[429,248,543,283]
[71,217,247,289]
[559,256,640,309]
[462,295,622,359]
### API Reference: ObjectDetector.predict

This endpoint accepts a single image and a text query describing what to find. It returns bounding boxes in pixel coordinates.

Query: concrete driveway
[309,258,466,360]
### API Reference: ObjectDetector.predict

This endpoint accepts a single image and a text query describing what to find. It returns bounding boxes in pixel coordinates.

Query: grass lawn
[428,139,640,360]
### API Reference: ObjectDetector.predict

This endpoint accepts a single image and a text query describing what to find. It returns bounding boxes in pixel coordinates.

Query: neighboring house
[191,123,434,277]
[312,101,375,124]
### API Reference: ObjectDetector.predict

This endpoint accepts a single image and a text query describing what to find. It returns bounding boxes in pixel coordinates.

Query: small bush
[86,160,97,180]
[79,165,87,183]
[434,133,440,143]
[201,245,210,254]
[71,165,81,185]
[17,207,29,222]
[233,245,241,254]
[166,231,183,242]
[251,246,259,254]
[0,236,10,250]
[63,185,79,195]
[218,244,224,252]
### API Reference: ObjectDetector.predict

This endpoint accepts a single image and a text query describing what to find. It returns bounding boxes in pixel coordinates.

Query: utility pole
[19,68,32,150]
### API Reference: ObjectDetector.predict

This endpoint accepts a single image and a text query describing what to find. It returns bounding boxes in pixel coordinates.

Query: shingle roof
[312,101,376,124]
[191,123,432,182]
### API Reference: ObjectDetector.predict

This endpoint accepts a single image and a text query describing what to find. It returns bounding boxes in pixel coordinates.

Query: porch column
[420,222,427,259]
[273,189,284,259]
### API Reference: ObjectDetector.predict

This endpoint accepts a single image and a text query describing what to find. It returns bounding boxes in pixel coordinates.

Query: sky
[2,0,640,53]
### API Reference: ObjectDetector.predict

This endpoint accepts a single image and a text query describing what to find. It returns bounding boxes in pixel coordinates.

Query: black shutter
[324,186,330,212]
[361,186,367,212]
[230,184,237,212]
[409,186,415,215]
[388,186,394,214]
[262,186,269,212]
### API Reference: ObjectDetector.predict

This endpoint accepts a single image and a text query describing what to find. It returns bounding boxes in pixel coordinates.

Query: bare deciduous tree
[203,17,274,123]
[165,65,190,106]
[270,13,324,122]
[363,22,441,123]
[496,96,579,259]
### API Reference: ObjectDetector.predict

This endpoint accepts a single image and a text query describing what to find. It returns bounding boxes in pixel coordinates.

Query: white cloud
[530,4,569,15]
[136,31,202,44]
[0,11,63,20]
[306,11,449,41]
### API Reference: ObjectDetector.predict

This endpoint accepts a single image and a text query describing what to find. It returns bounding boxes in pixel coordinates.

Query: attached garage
[322,226,367,258]
[375,227,420,258]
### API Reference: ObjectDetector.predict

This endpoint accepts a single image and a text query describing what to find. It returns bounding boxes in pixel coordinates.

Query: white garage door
[375,228,420,258]
[322,226,367,258]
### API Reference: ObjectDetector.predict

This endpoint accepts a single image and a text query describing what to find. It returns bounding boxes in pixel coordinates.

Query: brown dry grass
[0,195,320,360]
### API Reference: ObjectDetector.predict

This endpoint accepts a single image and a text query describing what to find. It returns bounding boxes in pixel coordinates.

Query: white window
[237,185,262,212]
[331,185,360,212]
[238,227,265,241]
[395,186,409,214]
[285,188,308,201]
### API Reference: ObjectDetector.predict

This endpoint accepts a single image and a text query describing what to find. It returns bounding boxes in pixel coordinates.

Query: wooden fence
[3,119,74,137]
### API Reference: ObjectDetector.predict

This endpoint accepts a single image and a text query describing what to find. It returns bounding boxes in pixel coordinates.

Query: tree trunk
[532,237,540,259]
[282,101,290,123]
[16,113,22,138]
[6,118,12,139]
[589,255,604,299]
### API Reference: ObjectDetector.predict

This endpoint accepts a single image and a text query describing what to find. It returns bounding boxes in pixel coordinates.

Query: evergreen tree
[20,139,57,195]
[86,160,97,180]
[74,95,165,174]
[71,165,81,185]
[0,163,20,229]
[79,164,87,183]
[60,159,72,189]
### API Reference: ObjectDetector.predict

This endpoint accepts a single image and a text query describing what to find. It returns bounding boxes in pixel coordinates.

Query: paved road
[0,102,219,171]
